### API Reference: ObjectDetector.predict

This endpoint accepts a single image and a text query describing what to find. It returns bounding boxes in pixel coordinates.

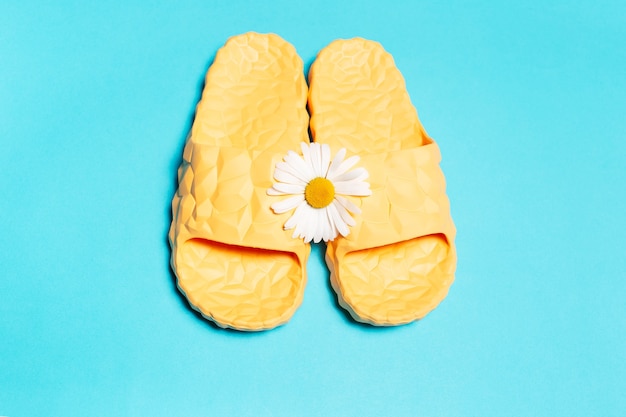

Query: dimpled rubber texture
[169,33,310,331]
[308,38,457,326]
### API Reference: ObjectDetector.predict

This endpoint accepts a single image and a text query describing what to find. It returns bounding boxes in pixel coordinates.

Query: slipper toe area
[177,239,303,330]
[333,235,453,325]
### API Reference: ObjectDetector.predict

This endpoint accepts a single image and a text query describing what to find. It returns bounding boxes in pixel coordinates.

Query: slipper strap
[170,141,307,260]
[331,142,456,258]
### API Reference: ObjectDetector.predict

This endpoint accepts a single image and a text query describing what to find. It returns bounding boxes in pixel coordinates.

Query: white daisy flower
[267,142,372,243]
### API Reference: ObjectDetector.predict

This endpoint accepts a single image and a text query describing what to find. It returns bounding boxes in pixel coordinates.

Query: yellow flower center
[304,177,335,209]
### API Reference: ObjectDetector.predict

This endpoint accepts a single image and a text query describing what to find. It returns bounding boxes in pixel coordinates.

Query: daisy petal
[300,204,318,243]
[321,144,331,178]
[334,200,357,227]
[272,182,305,195]
[315,143,325,178]
[335,195,361,215]
[313,208,326,243]
[274,166,307,185]
[335,181,372,196]
[323,208,334,242]
[285,201,308,230]
[275,162,306,184]
[309,142,321,177]
[267,186,285,196]
[289,203,311,242]
[332,167,369,183]
[285,151,314,182]
[271,194,304,214]
[300,142,312,171]
[327,203,349,237]
[326,148,347,180]
[324,208,334,241]
[308,142,315,166]
[330,155,360,179]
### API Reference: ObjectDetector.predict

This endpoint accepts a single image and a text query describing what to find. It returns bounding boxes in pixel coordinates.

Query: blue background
[1,1,625,416]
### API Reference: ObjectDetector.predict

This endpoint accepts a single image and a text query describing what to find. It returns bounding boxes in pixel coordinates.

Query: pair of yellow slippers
[169,33,457,331]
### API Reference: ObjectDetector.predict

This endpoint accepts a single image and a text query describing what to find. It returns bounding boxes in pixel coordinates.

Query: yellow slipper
[308,38,457,326]
[169,33,310,331]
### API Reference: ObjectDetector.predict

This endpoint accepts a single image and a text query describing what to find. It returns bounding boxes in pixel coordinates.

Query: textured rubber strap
[171,142,307,259]
[331,142,456,258]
